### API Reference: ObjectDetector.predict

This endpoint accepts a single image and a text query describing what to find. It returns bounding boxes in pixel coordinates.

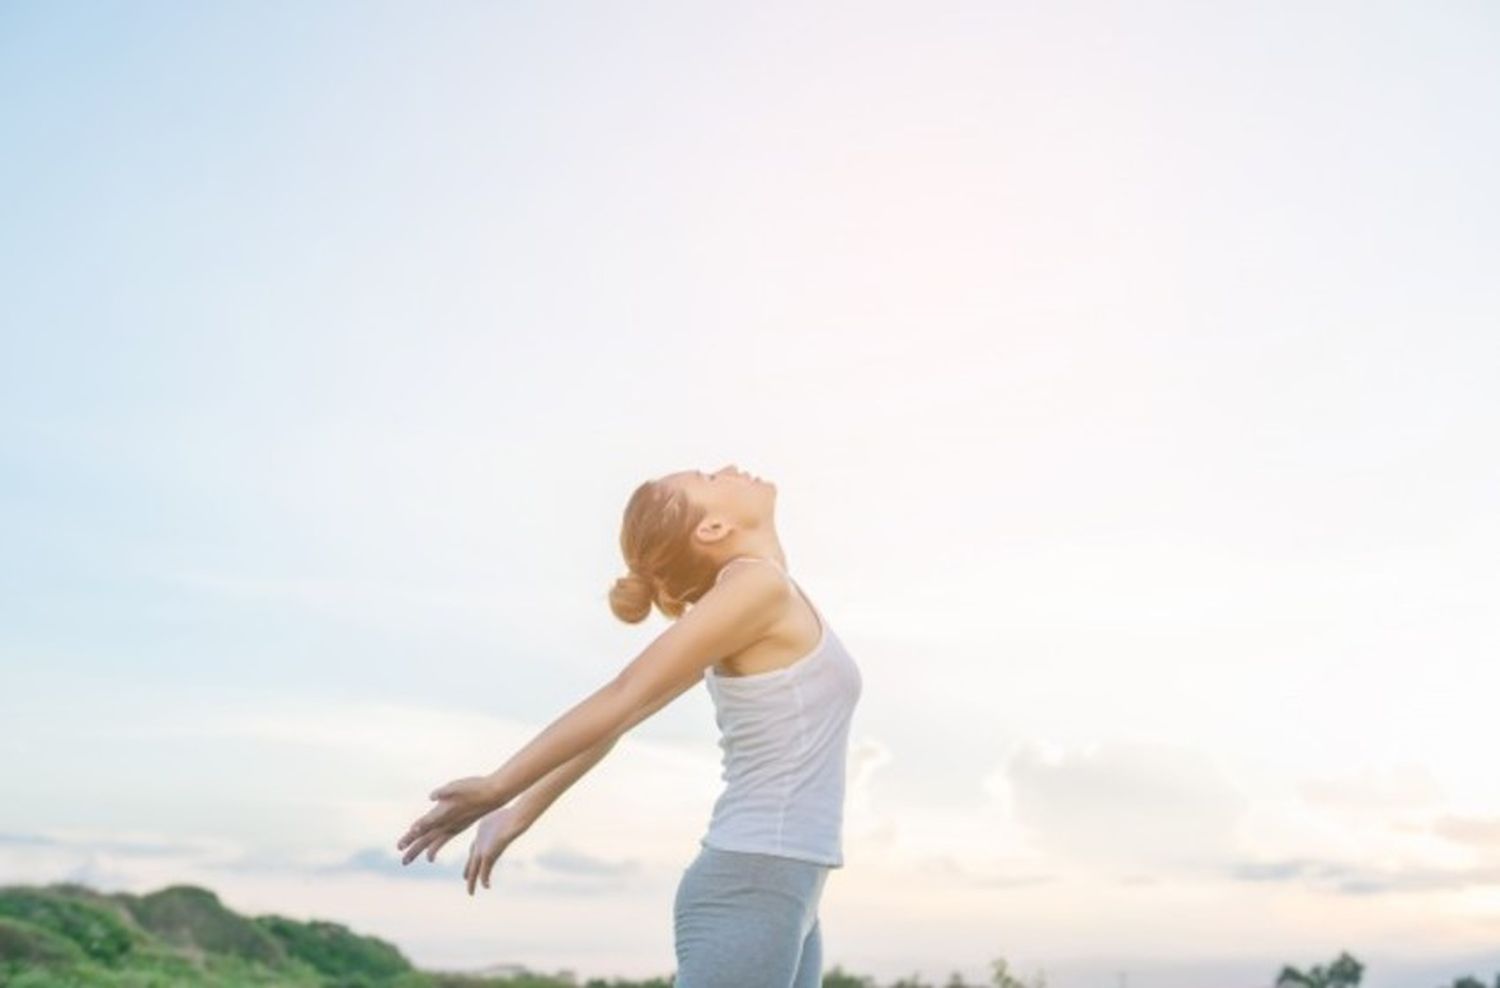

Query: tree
[1275,950,1364,988]
[821,965,874,988]
[889,973,934,988]
[989,957,1047,988]
[990,958,1026,988]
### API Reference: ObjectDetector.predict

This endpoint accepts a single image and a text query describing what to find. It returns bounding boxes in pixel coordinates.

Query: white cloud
[1298,764,1447,813]
[1003,737,1251,874]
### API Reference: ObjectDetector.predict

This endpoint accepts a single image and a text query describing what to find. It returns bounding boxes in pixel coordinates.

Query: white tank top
[698,556,863,868]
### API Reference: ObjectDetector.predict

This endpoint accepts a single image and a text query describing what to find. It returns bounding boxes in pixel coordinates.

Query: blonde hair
[608,478,718,623]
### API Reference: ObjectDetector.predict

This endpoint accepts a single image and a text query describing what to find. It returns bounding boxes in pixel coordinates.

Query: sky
[2,2,1499,986]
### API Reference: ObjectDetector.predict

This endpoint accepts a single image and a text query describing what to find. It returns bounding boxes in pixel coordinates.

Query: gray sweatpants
[672,844,831,988]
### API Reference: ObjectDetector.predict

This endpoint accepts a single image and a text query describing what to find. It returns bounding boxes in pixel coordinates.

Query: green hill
[0,880,592,988]
[10,882,1497,988]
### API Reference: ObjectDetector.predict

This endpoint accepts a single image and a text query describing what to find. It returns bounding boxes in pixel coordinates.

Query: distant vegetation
[1274,950,1500,988]
[1,883,1496,987]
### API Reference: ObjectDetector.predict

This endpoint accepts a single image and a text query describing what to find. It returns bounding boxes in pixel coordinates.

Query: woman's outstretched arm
[513,732,620,823]
[481,564,788,806]
[396,562,788,860]
[432,671,705,888]
[515,667,699,824]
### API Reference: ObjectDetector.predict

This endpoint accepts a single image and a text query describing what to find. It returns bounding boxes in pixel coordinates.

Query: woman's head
[608,464,778,623]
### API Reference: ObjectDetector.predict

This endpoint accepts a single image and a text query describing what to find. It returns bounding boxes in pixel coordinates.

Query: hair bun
[608,568,656,624]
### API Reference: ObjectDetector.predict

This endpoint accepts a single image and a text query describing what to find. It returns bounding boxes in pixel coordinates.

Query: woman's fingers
[425,831,455,862]
[468,845,492,896]
[400,828,447,866]
[400,800,469,854]
[480,847,501,889]
[397,808,442,850]
[460,837,505,895]
[400,835,430,866]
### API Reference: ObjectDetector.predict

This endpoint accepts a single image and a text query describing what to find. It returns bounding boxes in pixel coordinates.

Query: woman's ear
[694,515,733,547]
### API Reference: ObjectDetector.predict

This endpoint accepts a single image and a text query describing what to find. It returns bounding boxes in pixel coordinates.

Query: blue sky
[3,2,1499,986]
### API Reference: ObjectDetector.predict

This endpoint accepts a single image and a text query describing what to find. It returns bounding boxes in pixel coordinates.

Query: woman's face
[659,463,776,540]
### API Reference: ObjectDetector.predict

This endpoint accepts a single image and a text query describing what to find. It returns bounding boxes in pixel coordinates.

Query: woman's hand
[463,802,534,895]
[396,774,506,866]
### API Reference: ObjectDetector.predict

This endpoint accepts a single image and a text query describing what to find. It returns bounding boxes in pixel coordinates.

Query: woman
[395,463,863,988]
